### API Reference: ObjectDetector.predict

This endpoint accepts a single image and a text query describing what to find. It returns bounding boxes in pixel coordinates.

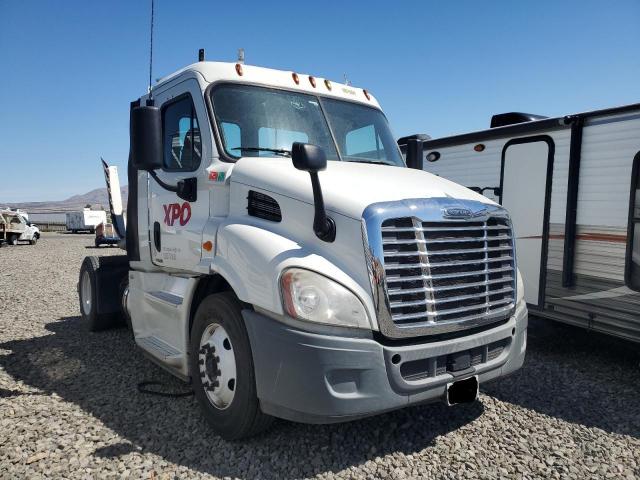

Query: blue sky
[1,0,639,202]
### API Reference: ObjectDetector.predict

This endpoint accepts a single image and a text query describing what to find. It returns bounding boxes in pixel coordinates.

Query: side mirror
[292,143,327,173]
[291,142,335,242]
[131,106,163,171]
[405,138,424,170]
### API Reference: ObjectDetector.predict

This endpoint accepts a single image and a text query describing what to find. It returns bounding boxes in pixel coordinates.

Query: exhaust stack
[101,158,127,245]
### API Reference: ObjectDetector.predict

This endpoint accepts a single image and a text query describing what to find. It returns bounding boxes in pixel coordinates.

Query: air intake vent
[247,190,281,222]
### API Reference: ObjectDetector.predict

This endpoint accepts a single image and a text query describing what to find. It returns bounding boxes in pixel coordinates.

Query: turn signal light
[202,241,213,252]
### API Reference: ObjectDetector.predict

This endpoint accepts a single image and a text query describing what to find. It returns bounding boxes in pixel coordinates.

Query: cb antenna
[148,0,155,103]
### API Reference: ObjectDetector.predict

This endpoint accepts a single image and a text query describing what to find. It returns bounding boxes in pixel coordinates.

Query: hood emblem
[442,206,485,219]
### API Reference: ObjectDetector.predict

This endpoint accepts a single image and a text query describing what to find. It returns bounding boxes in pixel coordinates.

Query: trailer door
[501,137,553,308]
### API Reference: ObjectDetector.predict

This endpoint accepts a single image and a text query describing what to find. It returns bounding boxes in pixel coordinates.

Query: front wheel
[29,235,37,245]
[189,292,272,440]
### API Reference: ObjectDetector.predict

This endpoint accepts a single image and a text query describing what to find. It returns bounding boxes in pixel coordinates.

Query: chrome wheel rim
[81,271,92,315]
[199,323,236,409]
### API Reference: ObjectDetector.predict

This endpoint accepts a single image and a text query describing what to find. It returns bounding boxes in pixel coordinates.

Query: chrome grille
[381,216,515,328]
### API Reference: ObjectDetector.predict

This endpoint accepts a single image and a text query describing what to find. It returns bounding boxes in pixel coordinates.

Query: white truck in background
[0,209,40,246]
[66,209,107,233]
[78,57,527,440]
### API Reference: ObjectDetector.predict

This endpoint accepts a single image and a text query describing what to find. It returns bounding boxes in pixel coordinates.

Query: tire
[9,235,18,246]
[95,239,100,248]
[30,235,37,245]
[190,292,272,440]
[78,256,123,331]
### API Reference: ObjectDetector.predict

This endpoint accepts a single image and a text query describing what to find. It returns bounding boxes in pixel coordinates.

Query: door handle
[153,221,161,251]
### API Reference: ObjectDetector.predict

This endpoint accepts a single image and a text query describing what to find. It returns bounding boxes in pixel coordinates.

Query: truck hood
[230,157,495,219]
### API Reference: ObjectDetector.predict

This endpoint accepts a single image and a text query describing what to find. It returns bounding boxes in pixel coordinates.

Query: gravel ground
[0,233,639,479]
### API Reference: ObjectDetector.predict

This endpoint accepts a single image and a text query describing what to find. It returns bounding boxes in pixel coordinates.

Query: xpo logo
[163,202,192,226]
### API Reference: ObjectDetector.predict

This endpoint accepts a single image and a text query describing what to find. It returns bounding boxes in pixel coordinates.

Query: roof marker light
[292,72,300,84]
[235,63,243,76]
[363,89,371,100]
[309,76,316,88]
[324,79,332,91]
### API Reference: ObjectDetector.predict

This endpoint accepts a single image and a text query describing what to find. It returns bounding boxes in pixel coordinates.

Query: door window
[162,96,201,171]
[627,154,640,290]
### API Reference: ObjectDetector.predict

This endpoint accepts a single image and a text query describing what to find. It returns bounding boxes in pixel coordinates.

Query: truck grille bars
[362,198,516,338]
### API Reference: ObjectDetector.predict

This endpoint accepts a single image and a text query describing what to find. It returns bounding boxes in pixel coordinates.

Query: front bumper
[243,302,527,424]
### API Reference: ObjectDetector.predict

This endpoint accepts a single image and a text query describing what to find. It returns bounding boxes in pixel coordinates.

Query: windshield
[210,84,404,167]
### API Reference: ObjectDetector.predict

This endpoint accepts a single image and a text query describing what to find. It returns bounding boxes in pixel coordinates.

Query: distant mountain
[2,186,129,213]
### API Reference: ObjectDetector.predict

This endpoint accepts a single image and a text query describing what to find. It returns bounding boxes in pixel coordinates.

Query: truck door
[147,80,211,270]
[500,137,553,308]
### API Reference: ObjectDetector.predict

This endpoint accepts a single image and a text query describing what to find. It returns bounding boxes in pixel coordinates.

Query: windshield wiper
[347,159,395,166]
[231,147,291,157]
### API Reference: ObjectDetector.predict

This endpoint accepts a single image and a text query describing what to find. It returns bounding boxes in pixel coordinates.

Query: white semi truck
[78,58,527,440]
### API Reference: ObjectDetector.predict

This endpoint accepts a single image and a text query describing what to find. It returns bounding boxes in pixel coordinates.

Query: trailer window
[162,95,201,171]
[628,154,640,290]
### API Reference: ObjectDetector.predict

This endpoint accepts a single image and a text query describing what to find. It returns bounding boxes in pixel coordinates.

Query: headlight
[280,268,370,329]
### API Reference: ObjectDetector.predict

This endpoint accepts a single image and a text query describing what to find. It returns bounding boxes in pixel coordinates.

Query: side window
[162,96,201,171]
[345,125,384,160]
[627,153,640,290]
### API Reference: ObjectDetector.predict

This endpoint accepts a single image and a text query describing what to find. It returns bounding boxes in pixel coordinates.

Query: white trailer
[78,56,527,440]
[66,209,107,233]
[399,103,640,343]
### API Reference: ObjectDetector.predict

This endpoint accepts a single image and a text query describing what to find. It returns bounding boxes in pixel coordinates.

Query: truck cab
[79,60,527,440]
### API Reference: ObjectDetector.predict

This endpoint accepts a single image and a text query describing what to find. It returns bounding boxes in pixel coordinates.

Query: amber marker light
[474,144,485,152]
[235,63,243,76]
[363,89,371,100]
[292,72,300,84]
[202,241,213,252]
[309,76,316,88]
[324,79,332,90]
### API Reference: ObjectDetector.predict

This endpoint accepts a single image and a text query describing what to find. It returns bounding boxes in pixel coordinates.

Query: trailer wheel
[78,256,121,331]
[190,292,272,440]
